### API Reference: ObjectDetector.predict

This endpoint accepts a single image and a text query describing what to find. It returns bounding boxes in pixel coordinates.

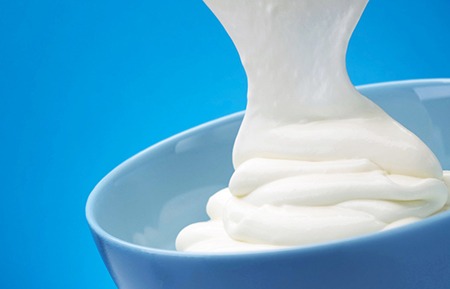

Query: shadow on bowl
[86,79,450,289]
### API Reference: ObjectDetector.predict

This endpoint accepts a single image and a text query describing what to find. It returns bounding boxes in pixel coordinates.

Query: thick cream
[176,0,450,252]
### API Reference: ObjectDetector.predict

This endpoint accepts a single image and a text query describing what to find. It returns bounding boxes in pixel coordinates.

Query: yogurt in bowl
[86,0,450,287]
[86,79,450,289]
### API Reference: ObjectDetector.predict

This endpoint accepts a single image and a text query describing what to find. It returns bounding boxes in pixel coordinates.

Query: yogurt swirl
[176,0,450,252]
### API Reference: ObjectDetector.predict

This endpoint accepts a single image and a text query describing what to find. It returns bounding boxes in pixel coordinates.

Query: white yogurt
[176,0,450,252]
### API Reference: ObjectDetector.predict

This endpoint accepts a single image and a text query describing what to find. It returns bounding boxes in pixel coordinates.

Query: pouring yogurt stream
[172,0,450,252]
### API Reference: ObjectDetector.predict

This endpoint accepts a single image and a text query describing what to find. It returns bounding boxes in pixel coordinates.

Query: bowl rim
[86,78,450,258]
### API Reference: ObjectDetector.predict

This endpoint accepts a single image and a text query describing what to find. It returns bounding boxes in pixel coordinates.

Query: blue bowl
[86,79,450,289]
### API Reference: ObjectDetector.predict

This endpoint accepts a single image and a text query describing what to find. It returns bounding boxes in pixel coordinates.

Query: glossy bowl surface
[86,79,450,289]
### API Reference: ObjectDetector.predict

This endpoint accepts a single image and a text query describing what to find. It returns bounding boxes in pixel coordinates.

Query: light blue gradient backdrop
[0,0,449,288]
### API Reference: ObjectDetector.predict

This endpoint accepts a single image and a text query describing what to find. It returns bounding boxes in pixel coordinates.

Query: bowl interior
[89,115,240,250]
[87,79,450,251]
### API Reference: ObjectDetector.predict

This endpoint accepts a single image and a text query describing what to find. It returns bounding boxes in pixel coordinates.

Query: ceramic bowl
[86,79,450,289]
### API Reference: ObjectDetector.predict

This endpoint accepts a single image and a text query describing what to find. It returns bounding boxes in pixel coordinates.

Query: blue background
[1,0,449,288]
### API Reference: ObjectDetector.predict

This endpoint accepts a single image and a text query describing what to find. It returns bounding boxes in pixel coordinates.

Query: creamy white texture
[176,0,450,252]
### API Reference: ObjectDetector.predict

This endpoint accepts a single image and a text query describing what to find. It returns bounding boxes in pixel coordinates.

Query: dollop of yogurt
[176,0,450,252]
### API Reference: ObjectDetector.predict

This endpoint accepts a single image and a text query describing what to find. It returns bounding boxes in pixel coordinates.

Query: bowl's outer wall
[88,79,450,289]
[93,213,450,289]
